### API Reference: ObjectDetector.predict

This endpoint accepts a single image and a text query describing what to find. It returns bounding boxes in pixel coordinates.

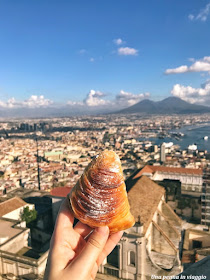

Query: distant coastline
[139,123,210,152]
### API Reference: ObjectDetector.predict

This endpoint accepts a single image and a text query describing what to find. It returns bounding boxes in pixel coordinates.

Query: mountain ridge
[117,96,210,114]
[0,97,210,118]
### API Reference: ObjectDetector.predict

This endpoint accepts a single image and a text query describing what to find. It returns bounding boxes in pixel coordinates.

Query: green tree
[21,206,37,225]
[190,199,198,219]
[177,198,187,215]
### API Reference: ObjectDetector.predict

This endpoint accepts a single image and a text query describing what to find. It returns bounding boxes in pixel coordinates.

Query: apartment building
[201,168,210,226]
[134,165,203,195]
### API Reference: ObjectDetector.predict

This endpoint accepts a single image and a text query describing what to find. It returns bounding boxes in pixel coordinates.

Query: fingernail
[95,226,109,236]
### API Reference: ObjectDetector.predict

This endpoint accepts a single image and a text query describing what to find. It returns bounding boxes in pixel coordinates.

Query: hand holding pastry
[44,150,134,280]
[44,198,123,280]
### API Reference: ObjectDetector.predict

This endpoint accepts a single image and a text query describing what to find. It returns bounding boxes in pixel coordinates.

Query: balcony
[104,264,119,278]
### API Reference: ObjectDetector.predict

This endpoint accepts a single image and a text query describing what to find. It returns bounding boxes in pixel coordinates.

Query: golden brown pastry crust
[69,150,135,233]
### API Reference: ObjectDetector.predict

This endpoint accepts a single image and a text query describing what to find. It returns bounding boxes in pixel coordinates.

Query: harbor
[139,124,210,151]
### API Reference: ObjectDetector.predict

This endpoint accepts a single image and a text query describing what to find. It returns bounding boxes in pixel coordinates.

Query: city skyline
[0,113,210,279]
[0,1,210,112]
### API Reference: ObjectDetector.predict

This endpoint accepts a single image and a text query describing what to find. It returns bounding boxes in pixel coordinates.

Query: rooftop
[17,246,43,259]
[50,186,72,197]
[134,165,203,179]
[0,219,26,245]
[0,197,27,217]
[128,175,165,234]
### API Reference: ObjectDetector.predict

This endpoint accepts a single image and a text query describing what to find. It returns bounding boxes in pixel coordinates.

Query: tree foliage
[21,206,37,224]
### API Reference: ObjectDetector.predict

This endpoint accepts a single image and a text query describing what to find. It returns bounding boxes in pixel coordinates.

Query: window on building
[192,240,202,249]
[128,251,136,267]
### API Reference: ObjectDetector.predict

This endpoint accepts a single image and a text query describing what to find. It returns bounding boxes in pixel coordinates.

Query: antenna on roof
[138,215,141,225]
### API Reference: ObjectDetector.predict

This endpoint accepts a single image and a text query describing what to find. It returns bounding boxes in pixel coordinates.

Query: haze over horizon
[0,0,210,113]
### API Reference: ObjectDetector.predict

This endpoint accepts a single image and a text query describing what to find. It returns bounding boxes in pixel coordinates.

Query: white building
[98,176,183,280]
[160,143,166,162]
[0,197,48,279]
[0,196,34,220]
[134,165,203,195]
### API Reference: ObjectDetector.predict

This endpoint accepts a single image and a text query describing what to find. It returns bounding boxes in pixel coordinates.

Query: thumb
[71,226,109,274]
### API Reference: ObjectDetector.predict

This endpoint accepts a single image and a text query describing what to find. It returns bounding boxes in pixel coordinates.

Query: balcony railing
[104,265,119,278]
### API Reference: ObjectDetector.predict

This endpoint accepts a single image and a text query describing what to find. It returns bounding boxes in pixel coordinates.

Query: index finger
[53,197,74,236]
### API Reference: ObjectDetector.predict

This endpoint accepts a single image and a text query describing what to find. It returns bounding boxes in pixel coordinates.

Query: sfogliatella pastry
[69,150,135,233]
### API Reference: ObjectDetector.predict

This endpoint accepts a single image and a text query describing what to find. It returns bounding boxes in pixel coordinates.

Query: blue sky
[0,0,210,110]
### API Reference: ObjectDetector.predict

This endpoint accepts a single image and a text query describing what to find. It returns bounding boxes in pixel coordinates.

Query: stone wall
[1,229,29,253]
[151,223,177,256]
[0,250,48,277]
[157,212,180,241]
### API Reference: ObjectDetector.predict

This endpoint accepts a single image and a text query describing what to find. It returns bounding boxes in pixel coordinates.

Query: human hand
[44,198,123,280]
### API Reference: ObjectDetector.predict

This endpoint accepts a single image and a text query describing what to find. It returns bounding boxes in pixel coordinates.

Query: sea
[139,123,210,152]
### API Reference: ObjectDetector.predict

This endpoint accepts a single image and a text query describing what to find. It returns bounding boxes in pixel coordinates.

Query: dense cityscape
[0,113,210,279]
[1,114,210,192]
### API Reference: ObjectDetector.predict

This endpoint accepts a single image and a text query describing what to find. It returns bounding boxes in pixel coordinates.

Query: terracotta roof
[42,166,63,172]
[0,197,27,217]
[128,175,165,235]
[50,186,72,197]
[134,165,203,179]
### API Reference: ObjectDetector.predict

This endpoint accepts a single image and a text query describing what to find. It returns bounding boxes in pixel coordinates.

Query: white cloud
[23,95,53,107]
[0,97,25,108]
[189,3,210,22]
[78,49,87,55]
[0,100,6,107]
[67,100,84,106]
[0,95,53,108]
[165,65,188,74]
[7,98,17,108]
[113,38,124,45]
[0,90,151,112]
[171,80,210,105]
[84,90,110,106]
[116,90,150,106]
[165,56,210,74]
[188,14,194,21]
[118,47,138,56]
[89,57,95,62]
[67,89,150,108]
